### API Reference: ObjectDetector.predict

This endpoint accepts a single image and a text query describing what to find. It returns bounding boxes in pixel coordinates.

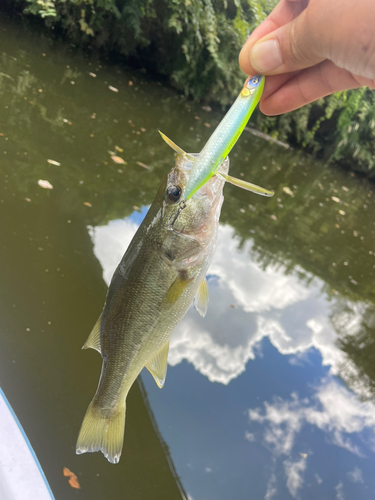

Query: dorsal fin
[158,131,196,161]
[217,172,274,197]
[194,277,209,317]
[82,315,102,353]
[146,341,170,388]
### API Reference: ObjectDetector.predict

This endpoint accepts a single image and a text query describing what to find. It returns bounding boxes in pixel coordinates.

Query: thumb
[248,9,327,75]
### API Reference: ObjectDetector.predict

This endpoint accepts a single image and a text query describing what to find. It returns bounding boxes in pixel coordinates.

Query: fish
[159,75,274,201]
[76,152,229,464]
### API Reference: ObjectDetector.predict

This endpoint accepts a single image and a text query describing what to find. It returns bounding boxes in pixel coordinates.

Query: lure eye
[247,75,261,88]
[166,185,182,203]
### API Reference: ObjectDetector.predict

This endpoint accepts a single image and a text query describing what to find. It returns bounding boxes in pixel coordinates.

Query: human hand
[239,0,375,115]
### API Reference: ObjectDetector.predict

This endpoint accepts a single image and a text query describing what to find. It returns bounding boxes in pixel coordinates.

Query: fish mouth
[166,154,228,234]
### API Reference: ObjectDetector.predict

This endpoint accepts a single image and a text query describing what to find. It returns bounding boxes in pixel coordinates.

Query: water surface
[1,12,375,500]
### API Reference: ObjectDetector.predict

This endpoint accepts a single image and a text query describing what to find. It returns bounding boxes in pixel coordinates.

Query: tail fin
[76,400,126,464]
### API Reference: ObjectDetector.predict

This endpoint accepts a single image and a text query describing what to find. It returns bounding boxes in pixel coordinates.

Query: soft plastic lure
[159,74,274,201]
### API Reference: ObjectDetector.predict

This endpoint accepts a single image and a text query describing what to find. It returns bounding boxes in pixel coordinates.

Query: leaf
[282,187,294,196]
[38,179,53,189]
[136,161,151,170]
[63,467,81,489]
[111,156,126,165]
[47,159,60,166]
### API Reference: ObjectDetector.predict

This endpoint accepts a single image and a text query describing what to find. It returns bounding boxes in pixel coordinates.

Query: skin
[239,0,375,115]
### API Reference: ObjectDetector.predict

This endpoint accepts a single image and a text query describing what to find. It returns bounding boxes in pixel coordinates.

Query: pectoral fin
[194,277,209,317]
[163,272,194,306]
[159,131,195,161]
[217,172,274,197]
[82,314,102,353]
[146,341,170,388]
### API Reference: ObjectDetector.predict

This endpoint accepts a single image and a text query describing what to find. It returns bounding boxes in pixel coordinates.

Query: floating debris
[204,123,211,128]
[38,179,53,189]
[331,196,341,203]
[111,156,126,165]
[83,202,92,207]
[338,210,346,215]
[128,81,133,86]
[136,161,151,170]
[25,198,31,202]
[108,86,119,92]
[115,145,123,153]
[300,453,308,459]
[63,467,81,489]
[283,186,294,196]
[47,159,60,166]
[201,105,212,112]
[89,72,97,77]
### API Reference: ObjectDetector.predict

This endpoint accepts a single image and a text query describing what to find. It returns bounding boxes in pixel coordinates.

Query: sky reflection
[88,211,375,499]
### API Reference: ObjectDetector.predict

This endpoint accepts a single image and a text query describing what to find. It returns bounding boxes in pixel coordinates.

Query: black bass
[76,153,229,463]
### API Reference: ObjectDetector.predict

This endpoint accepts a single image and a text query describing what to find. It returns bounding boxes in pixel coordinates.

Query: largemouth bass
[76,153,229,464]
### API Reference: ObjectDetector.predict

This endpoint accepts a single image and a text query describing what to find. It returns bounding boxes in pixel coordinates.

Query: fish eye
[166,185,182,203]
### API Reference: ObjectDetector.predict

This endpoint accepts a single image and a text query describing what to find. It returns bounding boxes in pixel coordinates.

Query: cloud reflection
[88,215,367,392]
[283,457,307,498]
[89,213,375,498]
[248,379,375,458]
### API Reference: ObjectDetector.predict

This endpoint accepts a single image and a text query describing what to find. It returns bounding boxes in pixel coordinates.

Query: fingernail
[250,39,282,73]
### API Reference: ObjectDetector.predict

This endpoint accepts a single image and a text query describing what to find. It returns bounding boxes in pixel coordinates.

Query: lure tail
[217,172,274,197]
[76,399,126,464]
[158,131,195,161]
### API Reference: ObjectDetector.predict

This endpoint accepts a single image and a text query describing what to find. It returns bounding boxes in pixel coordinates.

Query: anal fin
[82,314,102,353]
[146,341,170,388]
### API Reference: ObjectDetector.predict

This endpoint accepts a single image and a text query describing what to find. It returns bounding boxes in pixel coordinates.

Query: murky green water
[1,11,375,500]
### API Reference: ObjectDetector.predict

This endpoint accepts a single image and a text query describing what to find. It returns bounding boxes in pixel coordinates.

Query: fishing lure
[159,75,274,202]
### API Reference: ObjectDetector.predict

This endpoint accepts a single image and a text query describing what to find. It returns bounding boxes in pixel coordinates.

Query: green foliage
[24,0,57,18]
[8,0,375,177]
